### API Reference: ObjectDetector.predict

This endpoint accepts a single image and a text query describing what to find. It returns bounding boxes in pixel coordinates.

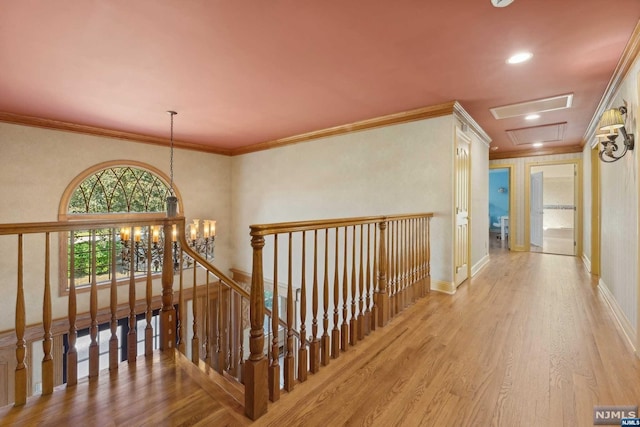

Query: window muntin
[65,166,171,288]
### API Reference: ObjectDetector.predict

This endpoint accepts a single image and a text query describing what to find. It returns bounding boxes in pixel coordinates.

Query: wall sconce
[597,106,634,163]
[497,187,507,193]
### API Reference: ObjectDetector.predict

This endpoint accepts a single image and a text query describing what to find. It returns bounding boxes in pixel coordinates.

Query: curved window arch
[60,160,183,219]
[59,161,184,291]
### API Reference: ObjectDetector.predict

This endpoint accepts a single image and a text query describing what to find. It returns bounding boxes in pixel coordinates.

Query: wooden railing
[0,216,249,407]
[0,212,432,421]
[244,213,433,420]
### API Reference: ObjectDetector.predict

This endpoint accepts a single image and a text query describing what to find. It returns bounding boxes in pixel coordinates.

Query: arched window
[59,161,183,291]
[68,166,170,214]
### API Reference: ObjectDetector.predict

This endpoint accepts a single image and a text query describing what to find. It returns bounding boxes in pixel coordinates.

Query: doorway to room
[489,165,513,250]
[527,162,578,256]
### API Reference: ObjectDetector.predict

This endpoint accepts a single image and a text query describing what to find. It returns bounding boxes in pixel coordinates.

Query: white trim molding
[598,279,638,355]
[581,254,592,273]
[472,254,490,277]
[431,280,456,295]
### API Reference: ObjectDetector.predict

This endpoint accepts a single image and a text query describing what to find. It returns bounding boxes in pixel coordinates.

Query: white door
[530,171,544,248]
[454,129,471,287]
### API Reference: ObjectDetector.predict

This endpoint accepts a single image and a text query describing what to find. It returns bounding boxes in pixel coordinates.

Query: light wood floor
[258,247,640,426]
[2,246,640,426]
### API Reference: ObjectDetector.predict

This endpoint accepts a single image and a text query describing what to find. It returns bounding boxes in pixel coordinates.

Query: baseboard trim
[598,279,637,355]
[581,254,592,273]
[471,254,490,277]
[431,280,456,295]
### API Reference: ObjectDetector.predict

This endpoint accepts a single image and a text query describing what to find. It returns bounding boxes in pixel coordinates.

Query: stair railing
[243,213,433,420]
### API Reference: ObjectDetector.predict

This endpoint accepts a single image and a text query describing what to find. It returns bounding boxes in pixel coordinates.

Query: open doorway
[489,164,514,250]
[489,168,510,247]
[528,162,577,255]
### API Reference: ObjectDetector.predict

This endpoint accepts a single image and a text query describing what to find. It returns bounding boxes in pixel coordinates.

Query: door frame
[524,158,583,255]
[453,127,471,287]
[489,164,516,250]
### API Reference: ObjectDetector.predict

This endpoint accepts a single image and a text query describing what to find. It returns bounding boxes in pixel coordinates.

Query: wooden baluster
[377,219,389,327]
[245,234,268,420]
[298,231,308,382]
[414,218,419,300]
[215,280,221,372]
[191,257,200,364]
[357,224,365,340]
[309,230,320,373]
[238,294,245,383]
[177,249,186,354]
[15,234,27,405]
[127,226,137,363]
[410,218,416,302]
[284,233,294,391]
[341,226,349,351]
[426,217,431,293]
[418,217,424,297]
[67,231,78,386]
[389,221,395,318]
[321,229,330,365]
[145,226,153,357]
[160,222,176,353]
[42,232,53,394]
[269,234,280,402]
[402,219,407,310]
[205,270,211,366]
[331,227,340,358]
[89,230,99,377]
[370,224,378,332]
[217,283,227,373]
[364,224,372,336]
[110,229,119,371]
[398,220,403,312]
[350,226,357,346]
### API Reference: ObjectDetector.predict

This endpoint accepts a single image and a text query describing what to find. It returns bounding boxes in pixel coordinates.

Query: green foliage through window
[69,167,170,214]
[67,166,171,287]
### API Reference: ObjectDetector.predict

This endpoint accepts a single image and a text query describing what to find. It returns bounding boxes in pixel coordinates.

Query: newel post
[245,233,268,420]
[160,221,176,353]
[377,219,389,327]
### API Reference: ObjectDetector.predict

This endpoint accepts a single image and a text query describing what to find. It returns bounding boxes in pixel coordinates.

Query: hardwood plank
[258,247,640,426]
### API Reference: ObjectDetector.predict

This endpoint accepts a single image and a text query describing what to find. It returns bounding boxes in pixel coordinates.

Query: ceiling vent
[490,94,573,120]
[506,122,567,146]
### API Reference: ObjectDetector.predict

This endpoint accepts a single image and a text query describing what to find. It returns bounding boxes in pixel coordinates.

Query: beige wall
[0,122,232,329]
[591,52,640,344]
[231,116,458,287]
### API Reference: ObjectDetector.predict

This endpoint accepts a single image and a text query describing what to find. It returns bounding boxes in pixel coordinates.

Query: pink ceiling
[0,1,639,154]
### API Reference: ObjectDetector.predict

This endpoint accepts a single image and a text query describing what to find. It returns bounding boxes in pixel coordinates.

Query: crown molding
[583,20,640,145]
[489,145,583,160]
[230,101,458,156]
[453,101,492,146]
[0,112,233,156]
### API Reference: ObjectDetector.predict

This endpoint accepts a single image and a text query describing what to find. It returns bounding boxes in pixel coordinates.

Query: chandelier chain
[168,111,177,195]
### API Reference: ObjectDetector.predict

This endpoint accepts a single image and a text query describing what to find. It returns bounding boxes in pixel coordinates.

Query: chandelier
[118,221,215,274]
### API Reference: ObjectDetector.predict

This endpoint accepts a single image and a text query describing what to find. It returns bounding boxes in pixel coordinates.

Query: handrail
[250,212,434,236]
[0,216,251,300]
[0,216,172,235]
[177,231,250,300]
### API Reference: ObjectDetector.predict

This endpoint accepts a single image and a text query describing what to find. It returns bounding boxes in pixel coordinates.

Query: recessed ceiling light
[491,0,515,7]
[507,52,533,64]
[525,114,540,120]
[491,146,499,151]
[532,142,544,148]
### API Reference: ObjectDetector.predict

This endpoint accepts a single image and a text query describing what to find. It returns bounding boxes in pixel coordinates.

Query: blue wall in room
[489,169,509,229]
